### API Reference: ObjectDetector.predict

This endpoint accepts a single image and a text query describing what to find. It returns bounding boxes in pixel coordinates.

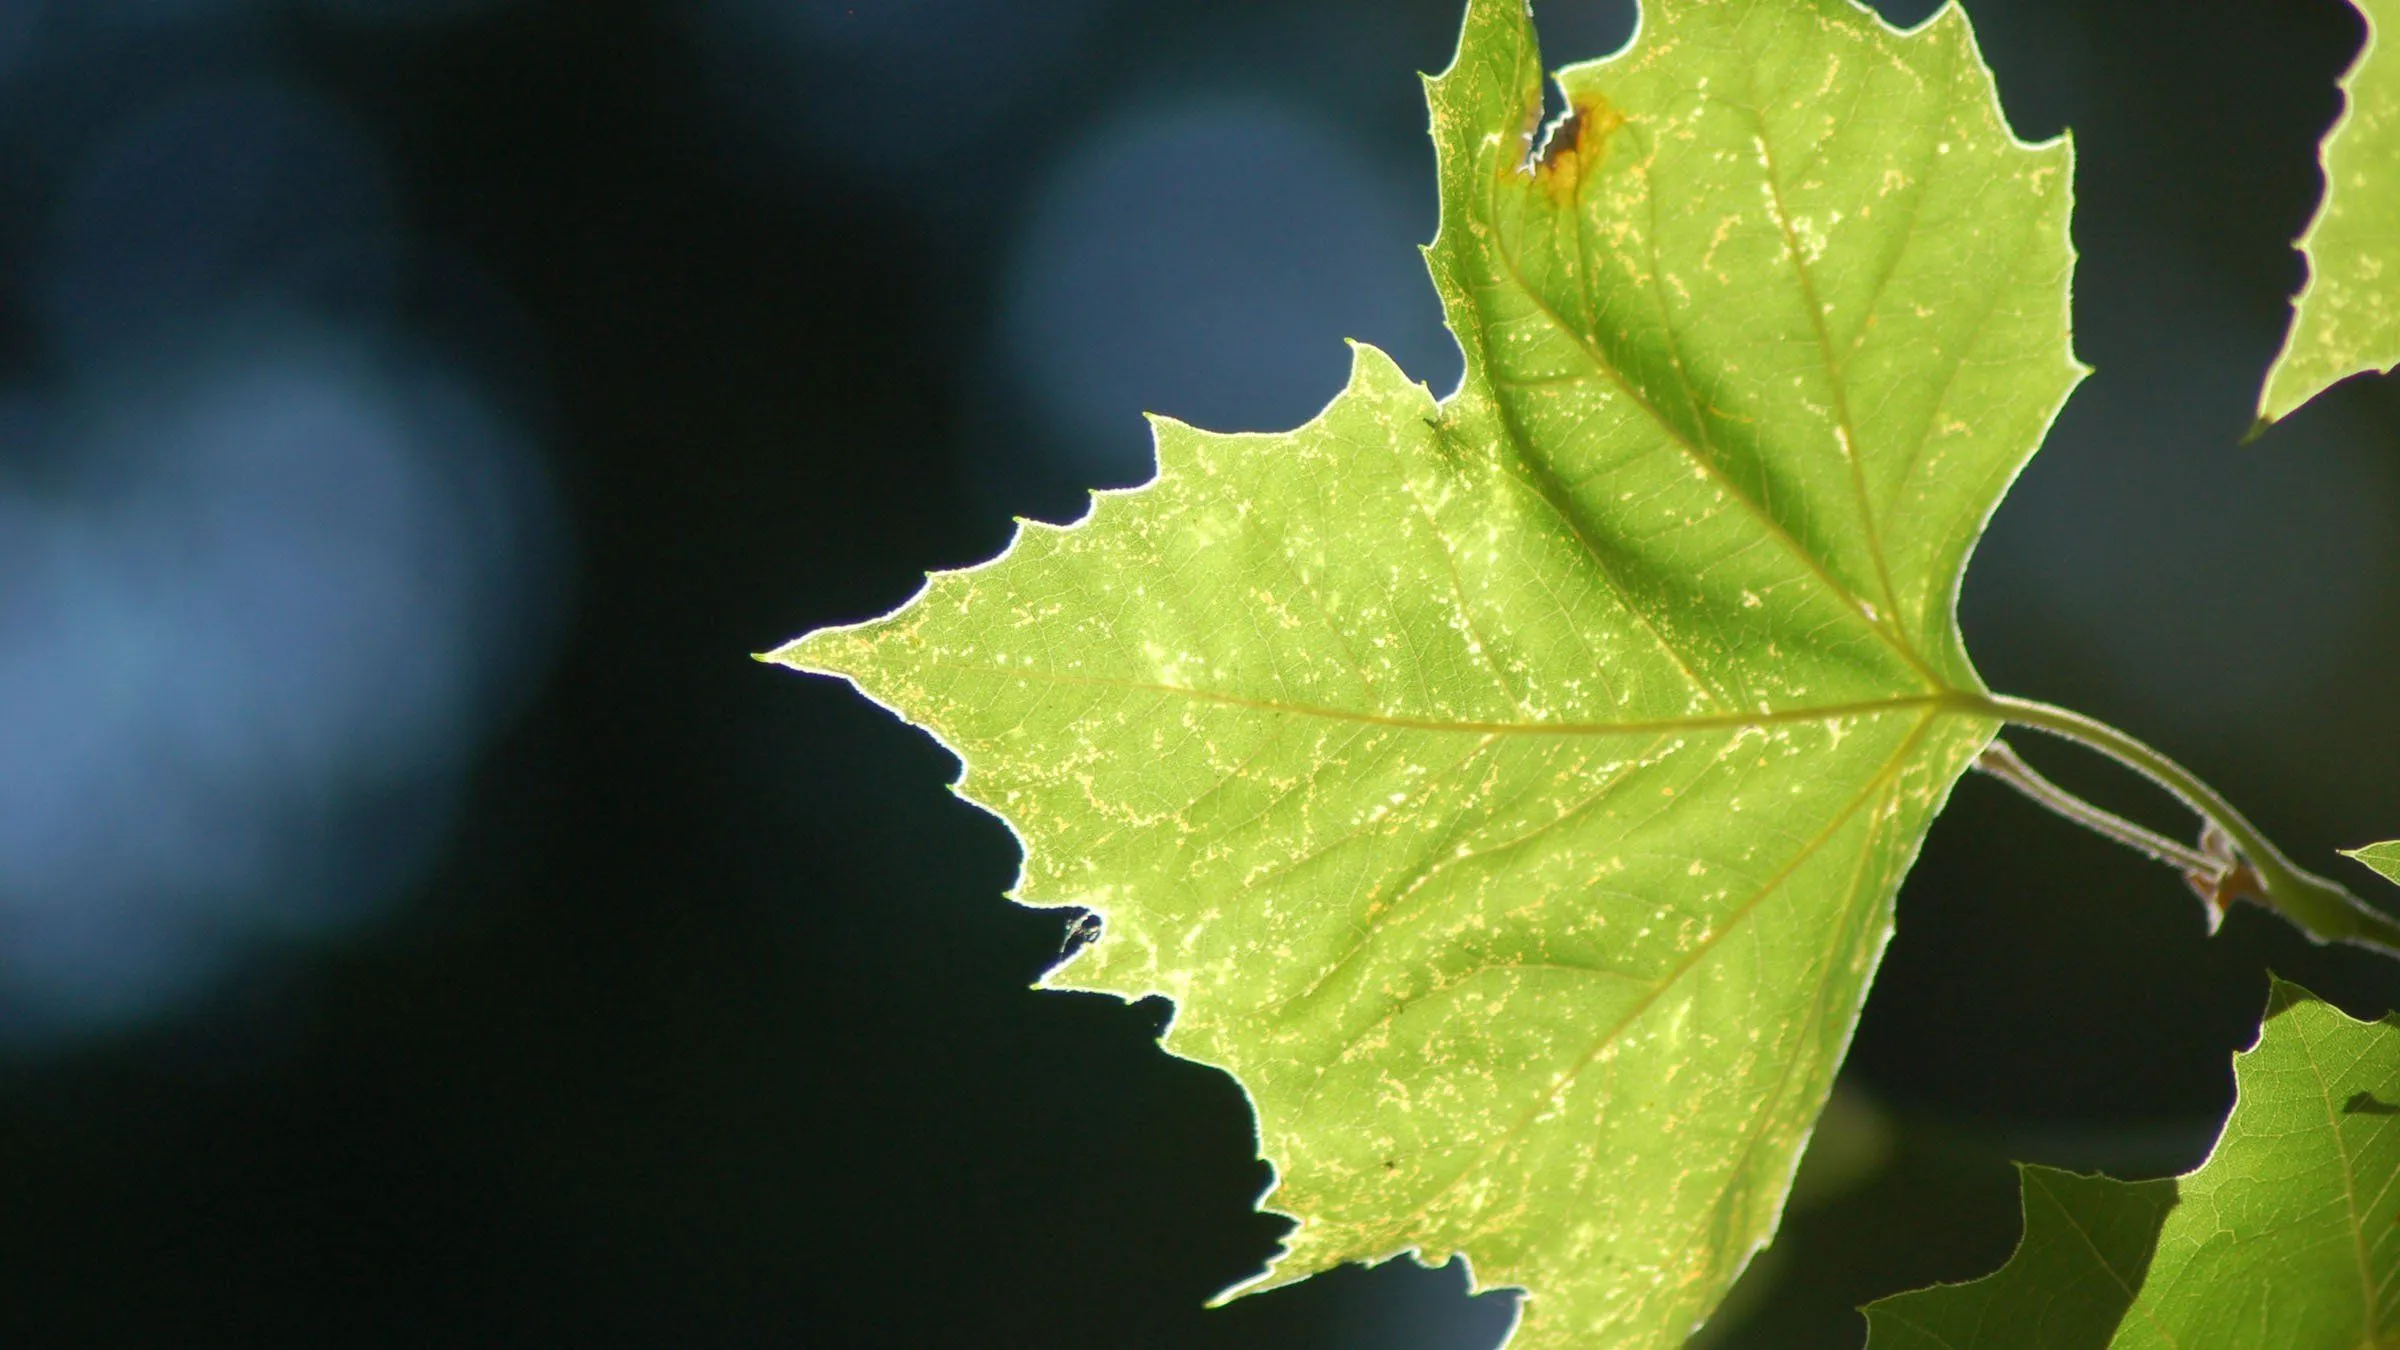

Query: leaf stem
[1972,692,2400,955]
[1971,739,2220,876]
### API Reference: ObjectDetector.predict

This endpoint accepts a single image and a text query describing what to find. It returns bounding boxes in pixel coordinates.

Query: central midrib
[917,659,1986,738]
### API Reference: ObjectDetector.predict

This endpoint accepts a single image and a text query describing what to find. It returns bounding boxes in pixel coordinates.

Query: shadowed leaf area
[773,0,2080,1344]
[1866,981,2400,1349]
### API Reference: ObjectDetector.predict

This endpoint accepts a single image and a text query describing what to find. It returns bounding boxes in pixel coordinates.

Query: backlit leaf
[2258,0,2400,425]
[2349,841,2400,888]
[772,0,2079,1343]
[1865,981,2400,1349]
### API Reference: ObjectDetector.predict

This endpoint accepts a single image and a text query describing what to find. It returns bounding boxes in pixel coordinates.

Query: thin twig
[1972,738,2222,878]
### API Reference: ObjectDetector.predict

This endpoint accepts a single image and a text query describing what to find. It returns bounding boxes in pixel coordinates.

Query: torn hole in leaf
[1521,73,1573,173]
[1508,1,1639,178]
[1523,88,1625,203]
[1057,909,1103,960]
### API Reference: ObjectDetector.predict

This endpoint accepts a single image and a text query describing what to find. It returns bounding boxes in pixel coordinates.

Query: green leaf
[772,0,2079,1344]
[2349,841,2400,888]
[1864,981,2400,1349]
[2258,0,2400,425]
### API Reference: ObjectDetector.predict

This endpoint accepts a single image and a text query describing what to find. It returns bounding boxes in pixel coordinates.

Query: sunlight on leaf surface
[2350,841,2400,889]
[1866,981,2400,1350]
[773,0,2080,1343]
[2259,0,2400,425]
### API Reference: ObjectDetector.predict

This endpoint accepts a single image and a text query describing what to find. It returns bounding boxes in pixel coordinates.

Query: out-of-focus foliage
[1866,981,2400,1349]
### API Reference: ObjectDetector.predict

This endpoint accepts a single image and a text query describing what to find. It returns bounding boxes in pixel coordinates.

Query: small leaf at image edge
[1866,980,2400,1349]
[2258,0,2400,425]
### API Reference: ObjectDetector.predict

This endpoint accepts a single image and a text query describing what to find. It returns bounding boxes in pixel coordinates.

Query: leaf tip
[759,624,871,680]
[2341,841,2400,888]
[2261,973,2317,1020]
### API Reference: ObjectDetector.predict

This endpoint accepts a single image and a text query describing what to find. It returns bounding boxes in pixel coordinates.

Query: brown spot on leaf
[1531,93,1625,205]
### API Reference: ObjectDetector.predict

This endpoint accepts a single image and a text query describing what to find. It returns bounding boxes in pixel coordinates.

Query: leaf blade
[1864,1166,2177,1350]
[776,1,2081,1344]
[2259,0,2400,425]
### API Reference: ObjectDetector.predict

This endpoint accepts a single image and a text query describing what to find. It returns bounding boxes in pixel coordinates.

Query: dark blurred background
[0,0,2392,1344]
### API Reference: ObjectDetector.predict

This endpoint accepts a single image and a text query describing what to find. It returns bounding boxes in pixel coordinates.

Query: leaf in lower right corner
[2348,841,2400,888]
[1864,980,2400,1349]
[2259,0,2400,425]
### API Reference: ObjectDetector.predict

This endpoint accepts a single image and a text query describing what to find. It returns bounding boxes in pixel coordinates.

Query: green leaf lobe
[776,2,2080,1344]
